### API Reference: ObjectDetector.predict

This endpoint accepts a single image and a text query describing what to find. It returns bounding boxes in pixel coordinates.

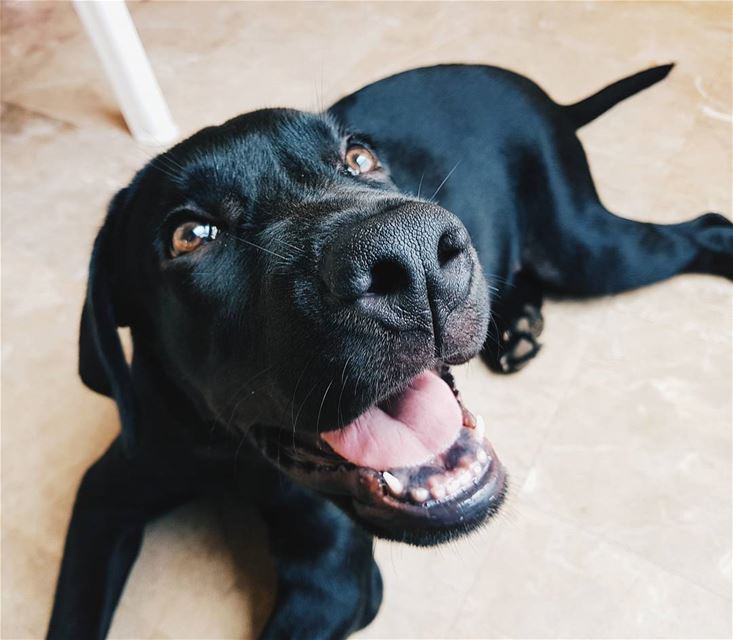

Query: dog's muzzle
[320,202,475,336]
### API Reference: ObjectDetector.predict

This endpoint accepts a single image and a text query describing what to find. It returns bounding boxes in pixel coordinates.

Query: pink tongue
[321,370,462,470]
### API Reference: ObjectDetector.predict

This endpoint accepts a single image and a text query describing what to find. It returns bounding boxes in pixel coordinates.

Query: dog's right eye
[170,221,219,257]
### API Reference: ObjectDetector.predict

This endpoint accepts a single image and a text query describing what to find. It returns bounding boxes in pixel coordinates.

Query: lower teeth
[431,485,447,500]
[379,417,490,504]
[382,471,404,496]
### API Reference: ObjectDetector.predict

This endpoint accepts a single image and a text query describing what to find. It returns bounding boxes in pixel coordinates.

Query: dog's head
[81,109,506,544]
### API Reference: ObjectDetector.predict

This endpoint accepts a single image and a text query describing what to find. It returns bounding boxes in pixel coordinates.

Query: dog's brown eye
[344,146,379,176]
[171,222,219,257]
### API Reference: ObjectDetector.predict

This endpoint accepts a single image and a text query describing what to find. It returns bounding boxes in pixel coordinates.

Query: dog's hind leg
[523,123,732,298]
[257,481,381,640]
[533,207,733,297]
[47,438,193,640]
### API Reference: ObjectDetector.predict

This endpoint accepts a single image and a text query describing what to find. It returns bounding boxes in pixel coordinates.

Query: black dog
[48,64,732,639]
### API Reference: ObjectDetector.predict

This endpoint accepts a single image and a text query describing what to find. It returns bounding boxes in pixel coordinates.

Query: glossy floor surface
[2,2,731,638]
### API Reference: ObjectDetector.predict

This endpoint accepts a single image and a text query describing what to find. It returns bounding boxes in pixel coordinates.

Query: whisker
[271,237,305,254]
[292,380,319,439]
[484,273,515,288]
[222,231,293,261]
[242,221,305,255]
[430,160,461,202]
[315,380,334,432]
[336,355,353,429]
[289,353,319,445]
[487,314,504,352]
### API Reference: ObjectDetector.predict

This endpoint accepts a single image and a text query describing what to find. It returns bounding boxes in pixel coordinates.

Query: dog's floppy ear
[79,187,138,453]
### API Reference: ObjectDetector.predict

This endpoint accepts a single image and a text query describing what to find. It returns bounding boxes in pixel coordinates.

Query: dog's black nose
[321,203,475,331]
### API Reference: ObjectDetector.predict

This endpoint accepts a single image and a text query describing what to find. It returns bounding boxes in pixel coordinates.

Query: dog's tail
[563,63,675,129]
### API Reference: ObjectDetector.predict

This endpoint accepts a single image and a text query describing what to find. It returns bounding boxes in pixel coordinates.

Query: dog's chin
[250,366,507,546]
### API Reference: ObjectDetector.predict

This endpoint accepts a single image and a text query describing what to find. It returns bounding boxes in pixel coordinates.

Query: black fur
[48,64,732,639]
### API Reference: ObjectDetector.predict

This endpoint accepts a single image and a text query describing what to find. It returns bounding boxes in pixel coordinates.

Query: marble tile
[109,499,275,640]
[447,506,731,639]
[604,564,731,639]
[517,283,732,598]
[2,1,730,639]
[354,521,507,639]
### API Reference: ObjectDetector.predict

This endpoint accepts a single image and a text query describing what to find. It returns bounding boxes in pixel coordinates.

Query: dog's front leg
[47,437,193,640]
[258,482,382,640]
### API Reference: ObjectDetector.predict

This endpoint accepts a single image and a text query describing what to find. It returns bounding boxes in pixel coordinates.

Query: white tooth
[410,487,430,503]
[457,470,472,487]
[476,448,489,464]
[446,478,461,495]
[430,485,447,501]
[427,476,443,489]
[382,471,403,496]
[470,461,483,477]
[475,414,486,439]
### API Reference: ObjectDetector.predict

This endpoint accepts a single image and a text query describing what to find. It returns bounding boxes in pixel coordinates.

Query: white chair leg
[73,0,178,146]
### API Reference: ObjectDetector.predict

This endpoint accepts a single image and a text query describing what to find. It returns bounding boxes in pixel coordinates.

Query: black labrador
[48,63,732,639]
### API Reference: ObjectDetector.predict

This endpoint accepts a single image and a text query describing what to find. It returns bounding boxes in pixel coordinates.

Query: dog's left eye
[170,221,219,257]
[344,145,380,176]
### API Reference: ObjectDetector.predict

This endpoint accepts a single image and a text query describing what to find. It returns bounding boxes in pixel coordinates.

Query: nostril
[367,258,411,296]
[437,230,466,268]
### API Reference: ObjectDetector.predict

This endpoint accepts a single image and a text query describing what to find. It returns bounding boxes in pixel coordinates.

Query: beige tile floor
[2,1,731,638]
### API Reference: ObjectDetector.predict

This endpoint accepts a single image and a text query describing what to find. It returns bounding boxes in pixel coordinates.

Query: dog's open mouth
[252,366,506,542]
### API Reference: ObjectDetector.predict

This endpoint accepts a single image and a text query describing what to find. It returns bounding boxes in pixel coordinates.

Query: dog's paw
[498,329,541,373]
[482,304,544,374]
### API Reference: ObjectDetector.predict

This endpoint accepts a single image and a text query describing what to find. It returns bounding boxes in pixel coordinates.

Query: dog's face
[89,109,506,544]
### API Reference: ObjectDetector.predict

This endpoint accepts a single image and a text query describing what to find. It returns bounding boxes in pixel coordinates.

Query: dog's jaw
[250,365,507,545]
